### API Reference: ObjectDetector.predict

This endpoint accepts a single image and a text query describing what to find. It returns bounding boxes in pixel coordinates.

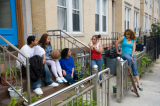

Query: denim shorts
[122,54,139,76]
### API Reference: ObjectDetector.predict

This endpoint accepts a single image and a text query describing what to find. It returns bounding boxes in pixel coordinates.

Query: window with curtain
[95,0,99,31]
[57,0,67,31]
[102,0,107,32]
[145,0,148,5]
[150,0,152,7]
[125,8,130,30]
[72,0,80,31]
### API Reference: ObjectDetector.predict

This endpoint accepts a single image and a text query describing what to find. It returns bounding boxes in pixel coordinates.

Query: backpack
[105,47,121,58]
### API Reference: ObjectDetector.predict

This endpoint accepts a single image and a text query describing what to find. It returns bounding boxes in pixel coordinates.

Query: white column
[67,0,73,33]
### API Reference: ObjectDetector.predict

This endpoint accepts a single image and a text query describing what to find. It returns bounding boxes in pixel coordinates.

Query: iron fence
[116,46,146,103]
[29,65,110,106]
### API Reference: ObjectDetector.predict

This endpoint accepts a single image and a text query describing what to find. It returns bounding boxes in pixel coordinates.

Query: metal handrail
[29,74,96,106]
[0,35,31,104]
[0,35,27,58]
[47,30,90,49]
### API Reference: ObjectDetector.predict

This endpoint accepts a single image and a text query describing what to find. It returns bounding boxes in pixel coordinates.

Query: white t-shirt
[17,45,45,68]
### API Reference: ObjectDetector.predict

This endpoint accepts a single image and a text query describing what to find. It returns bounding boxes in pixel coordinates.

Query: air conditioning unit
[145,29,148,33]
[150,4,153,8]
[149,29,152,32]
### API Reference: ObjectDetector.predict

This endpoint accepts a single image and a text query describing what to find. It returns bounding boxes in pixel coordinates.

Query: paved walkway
[110,58,160,106]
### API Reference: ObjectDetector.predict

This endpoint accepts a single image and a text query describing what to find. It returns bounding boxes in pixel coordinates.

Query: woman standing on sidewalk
[88,34,103,85]
[115,29,143,91]
[38,34,67,83]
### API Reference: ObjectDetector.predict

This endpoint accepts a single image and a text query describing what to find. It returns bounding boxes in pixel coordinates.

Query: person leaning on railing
[88,34,103,87]
[115,29,143,91]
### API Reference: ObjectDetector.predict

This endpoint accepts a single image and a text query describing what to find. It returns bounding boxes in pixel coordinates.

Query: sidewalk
[109,58,160,106]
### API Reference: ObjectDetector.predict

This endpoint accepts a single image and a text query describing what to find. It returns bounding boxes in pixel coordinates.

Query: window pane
[73,11,80,31]
[95,14,99,31]
[103,16,106,32]
[102,0,106,15]
[57,0,66,6]
[72,0,79,10]
[95,0,99,14]
[0,0,12,28]
[57,7,67,31]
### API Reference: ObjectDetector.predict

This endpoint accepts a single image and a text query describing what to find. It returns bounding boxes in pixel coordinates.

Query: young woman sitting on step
[38,33,67,83]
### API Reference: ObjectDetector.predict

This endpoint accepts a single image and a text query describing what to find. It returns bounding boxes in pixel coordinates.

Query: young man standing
[17,36,59,94]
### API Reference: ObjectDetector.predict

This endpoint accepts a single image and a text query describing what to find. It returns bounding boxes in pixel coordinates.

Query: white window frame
[57,0,83,34]
[95,0,108,34]
[125,8,130,30]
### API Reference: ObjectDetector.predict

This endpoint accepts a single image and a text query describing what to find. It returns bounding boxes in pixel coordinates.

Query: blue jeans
[122,54,139,76]
[64,70,83,84]
[91,58,103,81]
[31,64,53,89]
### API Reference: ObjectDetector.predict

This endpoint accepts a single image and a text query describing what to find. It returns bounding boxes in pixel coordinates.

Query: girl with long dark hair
[38,33,67,83]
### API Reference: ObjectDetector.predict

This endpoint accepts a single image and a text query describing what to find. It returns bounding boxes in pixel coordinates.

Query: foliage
[31,95,43,103]
[150,62,154,66]
[8,93,42,106]
[138,27,142,37]
[151,23,160,35]
[138,54,151,78]
[0,57,5,64]
[53,90,103,106]
[149,69,153,73]
[102,64,106,70]
[156,62,159,64]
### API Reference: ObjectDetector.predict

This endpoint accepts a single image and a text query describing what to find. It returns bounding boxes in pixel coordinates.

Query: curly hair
[61,48,69,58]
[38,33,51,49]
[123,29,136,40]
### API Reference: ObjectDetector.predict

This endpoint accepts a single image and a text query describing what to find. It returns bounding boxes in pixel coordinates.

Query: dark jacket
[29,55,43,82]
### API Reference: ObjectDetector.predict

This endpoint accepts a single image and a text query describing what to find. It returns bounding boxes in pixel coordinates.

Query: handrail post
[89,49,91,75]
[143,46,146,54]
[26,57,31,104]
[92,65,100,106]
[116,57,121,103]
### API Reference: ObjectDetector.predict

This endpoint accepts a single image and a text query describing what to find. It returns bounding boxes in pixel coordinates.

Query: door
[0,0,18,45]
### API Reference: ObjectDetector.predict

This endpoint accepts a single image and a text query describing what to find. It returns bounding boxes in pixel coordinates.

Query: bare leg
[134,76,141,88]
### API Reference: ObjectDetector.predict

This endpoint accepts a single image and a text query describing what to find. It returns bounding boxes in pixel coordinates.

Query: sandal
[137,86,143,91]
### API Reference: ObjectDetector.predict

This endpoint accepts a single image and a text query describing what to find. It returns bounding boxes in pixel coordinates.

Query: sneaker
[33,87,43,95]
[48,82,59,87]
[61,77,68,83]
[56,77,63,83]
[80,84,84,88]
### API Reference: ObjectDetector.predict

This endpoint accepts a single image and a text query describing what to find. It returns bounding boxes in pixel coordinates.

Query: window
[157,2,159,13]
[125,8,130,30]
[149,17,151,29]
[145,0,148,5]
[144,15,148,31]
[57,0,67,31]
[72,0,80,31]
[102,0,107,32]
[95,0,108,33]
[95,0,99,31]
[154,0,156,12]
[150,0,152,8]
[134,12,138,29]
